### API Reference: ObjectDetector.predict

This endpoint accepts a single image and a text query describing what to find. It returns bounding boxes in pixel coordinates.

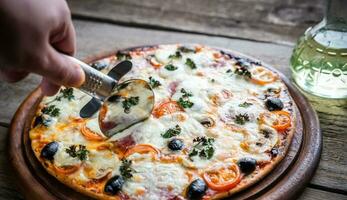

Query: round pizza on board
[29,44,296,200]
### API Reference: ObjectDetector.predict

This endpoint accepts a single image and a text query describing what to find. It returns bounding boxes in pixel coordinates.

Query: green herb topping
[65,145,89,161]
[120,159,135,179]
[55,88,74,101]
[181,88,193,98]
[161,125,182,138]
[177,88,194,108]
[235,113,250,125]
[168,51,182,59]
[189,136,215,160]
[234,65,251,78]
[185,58,197,69]
[149,77,162,88]
[42,105,60,117]
[226,69,233,73]
[165,64,178,71]
[238,102,253,108]
[122,96,139,113]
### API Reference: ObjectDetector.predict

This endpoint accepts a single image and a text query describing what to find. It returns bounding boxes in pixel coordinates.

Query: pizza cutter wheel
[67,56,155,138]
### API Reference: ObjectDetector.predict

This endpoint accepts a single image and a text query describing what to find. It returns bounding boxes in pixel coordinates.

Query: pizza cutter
[66,56,155,138]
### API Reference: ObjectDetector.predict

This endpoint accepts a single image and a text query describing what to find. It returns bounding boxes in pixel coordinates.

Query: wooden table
[0,1,346,199]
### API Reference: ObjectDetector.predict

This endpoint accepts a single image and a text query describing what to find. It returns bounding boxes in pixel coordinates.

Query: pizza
[29,44,296,200]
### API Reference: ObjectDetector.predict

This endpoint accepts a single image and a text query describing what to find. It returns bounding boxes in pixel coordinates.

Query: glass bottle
[290,0,347,98]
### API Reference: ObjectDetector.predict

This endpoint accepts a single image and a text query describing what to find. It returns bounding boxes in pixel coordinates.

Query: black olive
[104,175,125,195]
[237,157,257,174]
[40,142,59,160]
[107,95,121,103]
[270,147,279,157]
[91,61,108,70]
[186,179,207,200]
[33,115,43,127]
[265,98,284,111]
[168,139,184,151]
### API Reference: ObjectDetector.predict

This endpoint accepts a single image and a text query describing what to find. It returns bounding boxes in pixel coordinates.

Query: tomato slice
[250,67,277,85]
[124,144,160,158]
[203,162,241,191]
[213,52,222,59]
[54,164,81,175]
[150,57,162,69]
[81,123,105,141]
[259,111,291,132]
[152,101,183,118]
[271,111,291,131]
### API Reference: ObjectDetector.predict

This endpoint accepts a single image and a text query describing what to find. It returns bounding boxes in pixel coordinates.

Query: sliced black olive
[270,147,279,158]
[237,157,257,174]
[40,142,59,160]
[186,179,207,200]
[168,138,184,151]
[33,115,43,127]
[91,60,108,71]
[265,98,284,111]
[104,175,125,195]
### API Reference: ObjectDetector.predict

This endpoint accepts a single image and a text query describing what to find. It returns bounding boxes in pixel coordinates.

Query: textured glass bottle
[290,0,347,98]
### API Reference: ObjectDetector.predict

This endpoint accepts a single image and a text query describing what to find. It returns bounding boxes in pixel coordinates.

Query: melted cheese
[123,161,189,200]
[84,150,120,179]
[54,142,81,167]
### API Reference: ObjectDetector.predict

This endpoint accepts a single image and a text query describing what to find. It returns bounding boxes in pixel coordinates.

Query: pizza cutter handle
[66,56,117,100]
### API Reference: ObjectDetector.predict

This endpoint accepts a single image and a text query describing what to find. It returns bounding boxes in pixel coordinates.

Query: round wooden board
[8,45,321,200]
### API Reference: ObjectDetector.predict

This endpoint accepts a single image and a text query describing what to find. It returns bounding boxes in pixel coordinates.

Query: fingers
[33,47,85,88]
[0,68,28,82]
[40,77,61,96]
[51,19,76,56]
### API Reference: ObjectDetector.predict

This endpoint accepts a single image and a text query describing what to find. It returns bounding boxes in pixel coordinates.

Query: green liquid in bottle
[290,0,347,99]
[291,28,347,98]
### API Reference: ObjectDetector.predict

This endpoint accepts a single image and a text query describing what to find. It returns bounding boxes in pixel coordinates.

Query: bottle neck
[325,0,347,29]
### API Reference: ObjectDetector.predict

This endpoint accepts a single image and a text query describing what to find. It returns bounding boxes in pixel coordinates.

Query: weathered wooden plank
[0,20,345,193]
[0,126,23,200]
[298,188,347,200]
[0,75,40,125]
[68,0,324,43]
[301,91,347,193]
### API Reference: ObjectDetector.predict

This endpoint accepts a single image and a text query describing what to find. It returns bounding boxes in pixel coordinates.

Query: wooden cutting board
[7,46,322,200]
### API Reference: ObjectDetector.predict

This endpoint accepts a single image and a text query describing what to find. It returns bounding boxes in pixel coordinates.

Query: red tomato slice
[81,123,105,141]
[124,144,160,159]
[150,57,162,69]
[271,111,291,131]
[250,67,277,85]
[54,164,81,175]
[152,101,183,118]
[203,162,241,191]
[259,111,291,132]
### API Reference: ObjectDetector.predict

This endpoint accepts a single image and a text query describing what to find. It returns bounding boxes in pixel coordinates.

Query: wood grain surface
[0,12,346,199]
[67,0,324,44]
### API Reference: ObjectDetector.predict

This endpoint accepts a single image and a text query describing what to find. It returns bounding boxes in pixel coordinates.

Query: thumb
[35,47,85,88]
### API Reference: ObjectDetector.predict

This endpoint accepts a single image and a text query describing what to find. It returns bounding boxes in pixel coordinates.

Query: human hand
[0,0,85,95]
